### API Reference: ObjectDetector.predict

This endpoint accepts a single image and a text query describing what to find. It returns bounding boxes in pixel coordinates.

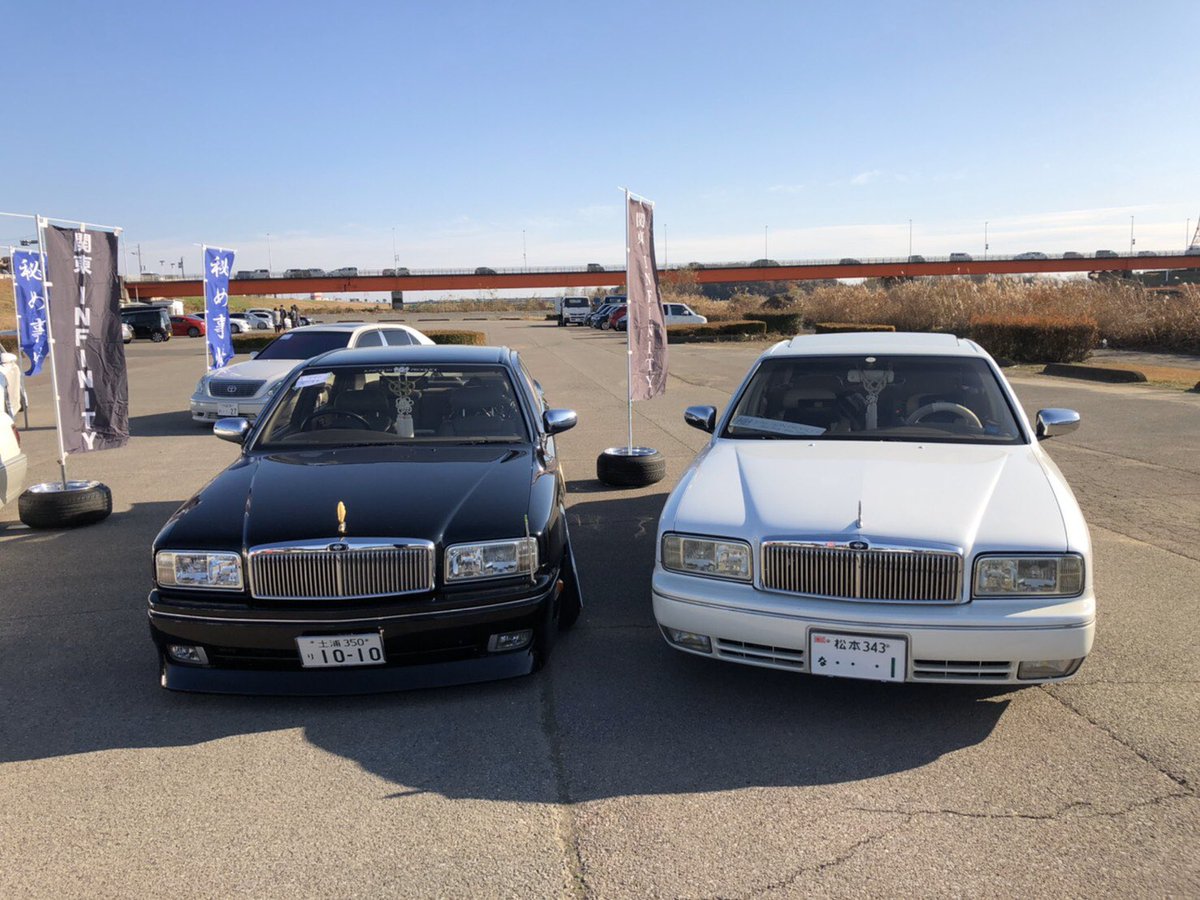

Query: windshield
[254,331,352,361]
[256,363,530,448]
[563,298,589,308]
[723,355,1024,444]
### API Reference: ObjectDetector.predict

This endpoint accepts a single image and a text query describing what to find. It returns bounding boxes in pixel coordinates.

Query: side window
[383,329,413,346]
[515,356,544,412]
[354,330,384,348]
[670,304,686,316]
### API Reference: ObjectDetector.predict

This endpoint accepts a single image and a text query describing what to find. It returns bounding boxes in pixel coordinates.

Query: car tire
[187,326,200,337]
[18,480,113,529]
[596,447,666,487]
[151,331,164,343]
[231,323,242,334]
[600,319,611,331]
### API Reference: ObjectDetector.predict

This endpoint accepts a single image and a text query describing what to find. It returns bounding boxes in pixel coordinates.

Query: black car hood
[159,445,538,550]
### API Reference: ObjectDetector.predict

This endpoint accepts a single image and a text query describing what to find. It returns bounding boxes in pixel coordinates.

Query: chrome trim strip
[654,588,1094,632]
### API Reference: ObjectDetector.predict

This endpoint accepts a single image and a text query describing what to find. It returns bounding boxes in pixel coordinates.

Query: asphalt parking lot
[2,318,1198,898]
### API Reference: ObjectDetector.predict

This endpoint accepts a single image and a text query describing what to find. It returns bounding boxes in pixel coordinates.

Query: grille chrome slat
[249,539,435,600]
[762,541,962,603]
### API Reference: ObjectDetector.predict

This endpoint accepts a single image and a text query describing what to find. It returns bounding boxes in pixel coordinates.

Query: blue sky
[2,0,1198,283]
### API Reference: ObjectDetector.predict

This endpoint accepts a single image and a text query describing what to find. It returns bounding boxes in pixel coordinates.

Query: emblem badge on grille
[226,385,237,394]
[328,542,349,552]
[337,501,347,536]
[849,540,869,551]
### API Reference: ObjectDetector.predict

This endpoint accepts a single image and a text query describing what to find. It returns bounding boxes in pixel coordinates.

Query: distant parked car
[1094,250,1119,258]
[171,315,206,338]
[329,267,359,277]
[1136,251,1156,258]
[474,267,497,276]
[586,263,605,272]
[1015,252,1049,260]
[839,258,862,265]
[1186,246,1200,256]
[244,311,274,331]
[751,259,780,267]
[233,270,255,279]
[949,252,973,262]
[190,323,433,423]
[283,268,307,278]
[663,303,707,326]
[907,255,926,264]
[382,267,410,277]
[227,315,251,334]
[120,305,171,342]
[1062,252,1085,259]
[121,322,134,344]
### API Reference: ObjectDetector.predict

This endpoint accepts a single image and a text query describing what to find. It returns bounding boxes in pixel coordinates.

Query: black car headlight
[155,550,244,591]
[444,538,537,582]
[661,533,752,582]
[973,554,1084,599]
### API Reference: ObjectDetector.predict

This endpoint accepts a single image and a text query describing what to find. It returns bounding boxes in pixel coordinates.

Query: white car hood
[667,439,1068,553]
[207,359,299,384]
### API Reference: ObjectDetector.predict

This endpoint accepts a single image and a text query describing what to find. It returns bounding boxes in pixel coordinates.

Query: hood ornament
[337,501,347,536]
[856,500,863,530]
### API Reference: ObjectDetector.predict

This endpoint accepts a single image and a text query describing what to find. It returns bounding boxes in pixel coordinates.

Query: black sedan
[149,345,581,694]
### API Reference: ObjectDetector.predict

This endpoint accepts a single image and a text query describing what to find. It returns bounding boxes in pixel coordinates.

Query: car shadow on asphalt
[129,410,211,438]
[0,492,1011,801]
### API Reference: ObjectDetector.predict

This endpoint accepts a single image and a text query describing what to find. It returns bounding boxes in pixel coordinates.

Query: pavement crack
[539,670,589,898]
[1044,686,1195,792]
[846,792,1193,823]
[725,814,914,899]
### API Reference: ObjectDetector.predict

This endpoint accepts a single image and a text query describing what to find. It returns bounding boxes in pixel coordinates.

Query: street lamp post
[266,233,273,273]
[764,225,768,259]
[984,221,989,260]
[1129,216,1135,256]
[908,219,913,258]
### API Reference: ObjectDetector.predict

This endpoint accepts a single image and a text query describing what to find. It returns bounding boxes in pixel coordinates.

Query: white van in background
[558,296,592,326]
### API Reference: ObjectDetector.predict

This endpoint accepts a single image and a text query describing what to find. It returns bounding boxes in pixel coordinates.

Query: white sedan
[0,409,26,507]
[653,331,1093,685]
[189,322,433,423]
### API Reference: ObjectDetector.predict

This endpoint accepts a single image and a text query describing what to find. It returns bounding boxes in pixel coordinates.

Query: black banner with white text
[44,225,129,453]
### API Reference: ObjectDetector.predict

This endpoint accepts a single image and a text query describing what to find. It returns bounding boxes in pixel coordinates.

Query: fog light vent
[166,644,209,665]
[488,630,533,652]
[661,626,712,654]
[1017,658,1083,680]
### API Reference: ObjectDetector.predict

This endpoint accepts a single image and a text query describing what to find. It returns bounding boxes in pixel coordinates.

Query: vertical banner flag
[43,225,129,453]
[626,194,668,400]
[12,249,50,376]
[204,247,235,368]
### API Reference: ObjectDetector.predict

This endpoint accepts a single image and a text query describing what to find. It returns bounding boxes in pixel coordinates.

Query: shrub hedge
[424,329,487,346]
[231,333,278,352]
[969,316,1098,363]
[814,322,897,334]
[747,312,804,335]
[667,320,767,342]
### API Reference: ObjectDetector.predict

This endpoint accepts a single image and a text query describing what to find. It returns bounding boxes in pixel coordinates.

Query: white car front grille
[761,542,963,603]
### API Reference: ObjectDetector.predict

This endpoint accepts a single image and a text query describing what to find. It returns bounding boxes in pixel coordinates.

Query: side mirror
[684,405,717,434]
[249,351,259,359]
[543,409,577,435]
[214,417,252,444]
[0,352,17,364]
[1036,408,1080,440]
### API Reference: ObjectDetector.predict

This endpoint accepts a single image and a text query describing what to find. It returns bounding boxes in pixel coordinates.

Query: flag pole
[622,187,633,452]
[201,244,211,371]
[36,216,70,489]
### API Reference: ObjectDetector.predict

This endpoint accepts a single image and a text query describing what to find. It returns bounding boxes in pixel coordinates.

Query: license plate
[217,402,239,417]
[296,633,386,668]
[809,631,906,682]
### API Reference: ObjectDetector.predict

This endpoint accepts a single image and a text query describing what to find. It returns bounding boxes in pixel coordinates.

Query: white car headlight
[973,554,1084,599]
[155,550,244,591]
[662,533,752,582]
[195,376,209,394]
[445,538,537,582]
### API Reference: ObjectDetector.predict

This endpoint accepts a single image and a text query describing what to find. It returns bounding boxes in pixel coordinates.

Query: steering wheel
[905,402,982,428]
[300,408,372,431]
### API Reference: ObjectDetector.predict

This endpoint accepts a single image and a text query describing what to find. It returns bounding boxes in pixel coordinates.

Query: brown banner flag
[626,194,668,400]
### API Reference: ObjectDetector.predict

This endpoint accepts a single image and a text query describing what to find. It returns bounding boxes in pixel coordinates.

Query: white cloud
[849,169,882,186]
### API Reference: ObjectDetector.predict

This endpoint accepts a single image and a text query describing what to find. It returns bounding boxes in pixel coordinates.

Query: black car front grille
[248,540,436,600]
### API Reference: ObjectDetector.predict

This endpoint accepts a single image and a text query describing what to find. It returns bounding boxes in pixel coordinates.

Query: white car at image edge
[190,322,433,423]
[0,409,27,507]
[653,331,1093,685]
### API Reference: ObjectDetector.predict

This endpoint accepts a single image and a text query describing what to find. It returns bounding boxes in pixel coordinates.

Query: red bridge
[125,253,1200,300]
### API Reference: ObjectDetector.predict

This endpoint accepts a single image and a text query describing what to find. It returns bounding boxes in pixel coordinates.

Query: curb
[1042,363,1147,383]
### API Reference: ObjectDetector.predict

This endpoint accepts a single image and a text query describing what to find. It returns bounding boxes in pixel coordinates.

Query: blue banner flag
[12,249,50,376]
[204,246,236,369]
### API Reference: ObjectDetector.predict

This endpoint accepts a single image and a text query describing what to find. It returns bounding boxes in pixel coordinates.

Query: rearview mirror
[214,417,252,444]
[543,409,577,435]
[684,405,717,433]
[1036,408,1080,440]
